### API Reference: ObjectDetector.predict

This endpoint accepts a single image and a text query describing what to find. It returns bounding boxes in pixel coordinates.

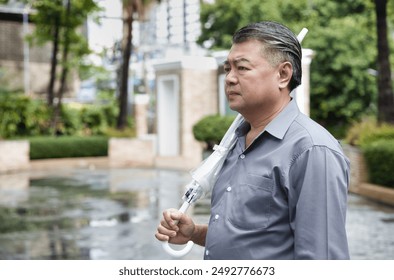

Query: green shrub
[0,91,126,139]
[0,92,51,138]
[56,106,83,136]
[193,115,236,149]
[363,139,394,188]
[359,126,394,147]
[25,99,52,136]
[29,136,108,159]
[80,105,108,135]
[101,100,119,127]
[345,118,394,147]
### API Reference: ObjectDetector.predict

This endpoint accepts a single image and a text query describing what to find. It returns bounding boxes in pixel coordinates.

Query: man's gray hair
[232,21,302,91]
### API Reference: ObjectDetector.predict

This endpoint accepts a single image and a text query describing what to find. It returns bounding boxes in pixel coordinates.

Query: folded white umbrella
[162,113,244,257]
[162,28,308,258]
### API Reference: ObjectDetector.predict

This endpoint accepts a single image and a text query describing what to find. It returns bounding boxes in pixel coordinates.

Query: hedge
[29,136,108,159]
[362,139,394,189]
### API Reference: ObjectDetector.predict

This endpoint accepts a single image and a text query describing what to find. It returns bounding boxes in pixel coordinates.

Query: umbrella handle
[161,201,195,258]
[162,240,194,258]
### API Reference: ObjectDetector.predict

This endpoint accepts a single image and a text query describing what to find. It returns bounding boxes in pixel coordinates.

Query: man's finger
[163,209,182,228]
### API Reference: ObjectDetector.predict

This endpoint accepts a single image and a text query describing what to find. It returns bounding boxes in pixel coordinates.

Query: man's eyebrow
[224,58,251,65]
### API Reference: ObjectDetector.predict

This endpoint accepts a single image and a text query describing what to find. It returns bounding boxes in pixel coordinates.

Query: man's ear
[278,62,293,90]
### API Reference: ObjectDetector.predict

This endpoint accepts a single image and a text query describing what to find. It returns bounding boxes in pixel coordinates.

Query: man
[155,21,350,259]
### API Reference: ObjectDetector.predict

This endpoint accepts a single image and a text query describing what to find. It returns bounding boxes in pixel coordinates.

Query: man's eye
[224,67,231,73]
[238,66,248,71]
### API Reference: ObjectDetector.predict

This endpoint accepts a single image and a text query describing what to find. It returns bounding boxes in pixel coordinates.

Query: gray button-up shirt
[204,99,350,259]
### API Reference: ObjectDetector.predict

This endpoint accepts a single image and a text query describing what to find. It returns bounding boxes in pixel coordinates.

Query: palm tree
[374,0,394,124]
[116,0,160,129]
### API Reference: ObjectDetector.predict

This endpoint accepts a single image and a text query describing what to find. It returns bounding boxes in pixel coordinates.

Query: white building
[87,0,203,59]
[82,0,204,102]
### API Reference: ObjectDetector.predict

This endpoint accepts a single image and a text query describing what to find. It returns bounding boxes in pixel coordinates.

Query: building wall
[0,19,50,94]
[0,14,79,96]
[153,57,218,170]
[181,67,218,160]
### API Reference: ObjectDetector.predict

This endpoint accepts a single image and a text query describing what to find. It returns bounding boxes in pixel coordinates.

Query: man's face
[224,40,284,116]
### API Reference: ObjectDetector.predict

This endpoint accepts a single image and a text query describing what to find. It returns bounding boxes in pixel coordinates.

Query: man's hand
[155,208,196,245]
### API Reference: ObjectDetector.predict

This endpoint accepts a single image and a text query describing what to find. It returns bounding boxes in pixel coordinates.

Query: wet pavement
[0,167,393,260]
[346,194,394,259]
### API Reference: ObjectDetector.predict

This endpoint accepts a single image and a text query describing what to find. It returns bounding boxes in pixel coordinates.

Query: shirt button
[226,186,232,192]
[206,250,209,256]
[240,154,245,159]
[214,214,220,220]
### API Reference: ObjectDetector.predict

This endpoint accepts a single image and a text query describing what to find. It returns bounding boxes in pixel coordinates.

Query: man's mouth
[226,91,240,99]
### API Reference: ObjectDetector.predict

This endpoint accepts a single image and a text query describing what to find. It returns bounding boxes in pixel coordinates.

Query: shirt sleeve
[288,145,350,259]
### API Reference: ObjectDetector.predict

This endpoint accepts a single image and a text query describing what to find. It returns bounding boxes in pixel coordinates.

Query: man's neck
[245,95,291,132]
[242,95,291,149]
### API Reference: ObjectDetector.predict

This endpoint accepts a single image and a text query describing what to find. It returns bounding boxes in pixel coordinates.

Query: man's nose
[225,70,238,85]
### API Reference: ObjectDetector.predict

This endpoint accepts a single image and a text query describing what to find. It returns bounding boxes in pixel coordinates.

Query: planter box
[343,143,394,206]
[355,183,394,207]
[342,144,368,192]
[0,140,30,173]
[108,136,156,168]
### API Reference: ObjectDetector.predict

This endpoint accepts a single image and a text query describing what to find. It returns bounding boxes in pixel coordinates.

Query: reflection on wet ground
[0,167,393,260]
[0,168,206,260]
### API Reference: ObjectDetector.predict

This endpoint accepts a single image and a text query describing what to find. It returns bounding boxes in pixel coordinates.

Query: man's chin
[228,104,242,114]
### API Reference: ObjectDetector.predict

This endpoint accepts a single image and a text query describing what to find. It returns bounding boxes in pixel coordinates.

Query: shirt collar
[265,98,300,140]
[236,98,300,140]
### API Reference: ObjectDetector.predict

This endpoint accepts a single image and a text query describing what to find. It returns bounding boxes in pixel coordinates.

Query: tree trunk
[116,3,134,130]
[47,18,60,107]
[375,0,394,124]
[51,0,71,134]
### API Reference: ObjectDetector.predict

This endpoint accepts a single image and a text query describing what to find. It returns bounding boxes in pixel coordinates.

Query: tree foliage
[198,0,391,137]
[305,4,377,132]
[24,0,101,133]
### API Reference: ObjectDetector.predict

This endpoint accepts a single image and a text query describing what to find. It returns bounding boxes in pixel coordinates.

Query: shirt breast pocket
[228,174,273,230]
